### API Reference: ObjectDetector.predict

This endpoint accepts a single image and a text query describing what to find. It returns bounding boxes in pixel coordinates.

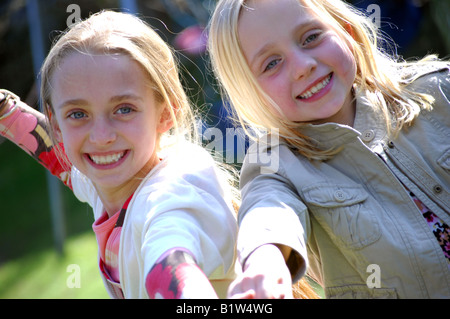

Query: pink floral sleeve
[145,249,218,299]
[0,95,72,188]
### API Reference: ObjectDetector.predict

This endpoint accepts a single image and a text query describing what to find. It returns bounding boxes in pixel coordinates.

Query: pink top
[92,211,121,282]
[92,194,132,298]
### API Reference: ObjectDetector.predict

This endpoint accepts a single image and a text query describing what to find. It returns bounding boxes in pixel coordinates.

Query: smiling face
[238,0,357,125]
[51,52,170,199]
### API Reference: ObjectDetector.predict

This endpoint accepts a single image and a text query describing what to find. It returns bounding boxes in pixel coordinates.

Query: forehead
[50,52,153,105]
[239,0,309,24]
[238,0,318,59]
[54,52,144,81]
[238,0,319,38]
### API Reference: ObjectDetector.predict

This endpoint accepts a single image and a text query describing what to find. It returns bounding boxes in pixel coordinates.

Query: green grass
[0,139,108,298]
[0,232,108,298]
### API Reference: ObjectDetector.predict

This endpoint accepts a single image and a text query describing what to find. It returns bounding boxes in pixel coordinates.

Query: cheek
[129,122,157,153]
[259,75,289,103]
[327,37,356,81]
[255,83,289,119]
[341,46,356,78]
[59,127,82,157]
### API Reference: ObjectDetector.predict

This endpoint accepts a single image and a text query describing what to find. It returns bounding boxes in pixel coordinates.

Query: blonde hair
[40,10,197,168]
[208,0,443,161]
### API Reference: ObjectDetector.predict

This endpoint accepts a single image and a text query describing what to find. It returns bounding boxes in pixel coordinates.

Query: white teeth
[90,152,124,165]
[298,74,332,99]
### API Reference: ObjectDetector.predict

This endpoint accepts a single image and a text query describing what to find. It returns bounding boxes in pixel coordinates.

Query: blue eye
[264,59,280,72]
[116,106,133,114]
[303,33,320,45]
[69,111,86,119]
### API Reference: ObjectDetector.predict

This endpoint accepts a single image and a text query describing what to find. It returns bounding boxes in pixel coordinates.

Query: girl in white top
[0,11,237,298]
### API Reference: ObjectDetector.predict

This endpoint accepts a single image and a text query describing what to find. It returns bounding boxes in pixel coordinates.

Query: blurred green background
[0,0,448,299]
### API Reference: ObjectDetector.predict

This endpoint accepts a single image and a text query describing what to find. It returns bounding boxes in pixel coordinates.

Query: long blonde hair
[40,10,197,169]
[208,0,442,161]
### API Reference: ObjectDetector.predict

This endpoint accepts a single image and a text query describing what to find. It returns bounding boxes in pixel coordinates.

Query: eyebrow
[57,94,143,109]
[249,42,275,69]
[110,94,143,104]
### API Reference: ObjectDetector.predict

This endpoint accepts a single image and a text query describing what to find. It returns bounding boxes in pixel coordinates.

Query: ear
[48,109,63,143]
[344,22,355,40]
[157,104,175,134]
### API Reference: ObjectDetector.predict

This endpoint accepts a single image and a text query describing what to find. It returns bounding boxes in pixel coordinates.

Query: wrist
[0,92,9,114]
[244,244,286,271]
[0,90,19,120]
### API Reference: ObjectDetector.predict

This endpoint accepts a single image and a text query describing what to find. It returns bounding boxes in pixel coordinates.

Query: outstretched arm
[0,89,71,187]
[145,249,218,299]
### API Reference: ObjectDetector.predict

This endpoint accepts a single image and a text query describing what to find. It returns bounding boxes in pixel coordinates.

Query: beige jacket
[238,67,450,298]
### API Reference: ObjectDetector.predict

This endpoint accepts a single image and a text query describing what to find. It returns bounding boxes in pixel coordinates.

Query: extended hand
[227,244,293,299]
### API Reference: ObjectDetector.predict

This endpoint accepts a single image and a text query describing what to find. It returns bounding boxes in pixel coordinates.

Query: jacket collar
[296,89,388,150]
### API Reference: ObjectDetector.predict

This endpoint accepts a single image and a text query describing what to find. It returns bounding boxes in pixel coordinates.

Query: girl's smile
[86,150,128,168]
[296,73,333,101]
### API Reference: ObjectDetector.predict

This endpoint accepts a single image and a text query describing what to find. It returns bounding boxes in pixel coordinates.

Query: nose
[289,48,316,80]
[89,116,116,146]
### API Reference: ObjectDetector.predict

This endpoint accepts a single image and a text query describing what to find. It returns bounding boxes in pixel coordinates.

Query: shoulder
[404,62,450,97]
[70,167,105,219]
[134,140,233,208]
[411,65,450,120]
[166,140,218,172]
[242,133,305,179]
[162,140,227,189]
[127,141,237,249]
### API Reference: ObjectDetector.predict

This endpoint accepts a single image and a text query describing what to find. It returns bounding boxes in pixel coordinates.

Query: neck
[95,155,160,217]
[95,179,140,217]
[339,92,356,127]
[312,88,356,127]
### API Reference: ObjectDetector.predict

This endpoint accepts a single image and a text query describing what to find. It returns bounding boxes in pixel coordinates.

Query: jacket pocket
[326,284,398,299]
[303,183,381,250]
[437,148,450,172]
